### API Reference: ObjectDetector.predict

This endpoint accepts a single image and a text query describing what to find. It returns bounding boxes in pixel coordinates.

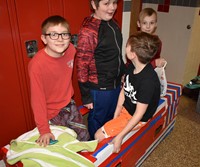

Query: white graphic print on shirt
[67,60,74,68]
[124,75,137,104]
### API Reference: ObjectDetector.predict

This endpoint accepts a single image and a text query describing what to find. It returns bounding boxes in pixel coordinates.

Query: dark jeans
[88,86,120,140]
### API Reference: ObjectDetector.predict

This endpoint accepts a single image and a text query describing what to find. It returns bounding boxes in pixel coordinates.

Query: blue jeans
[88,86,120,140]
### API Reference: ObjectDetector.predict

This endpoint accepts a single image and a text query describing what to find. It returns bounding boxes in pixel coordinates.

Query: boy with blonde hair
[137,8,166,68]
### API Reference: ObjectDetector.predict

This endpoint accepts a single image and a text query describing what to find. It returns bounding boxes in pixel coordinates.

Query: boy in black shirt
[95,32,161,153]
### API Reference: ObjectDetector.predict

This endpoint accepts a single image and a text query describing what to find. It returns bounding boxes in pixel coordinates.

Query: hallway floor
[141,95,200,167]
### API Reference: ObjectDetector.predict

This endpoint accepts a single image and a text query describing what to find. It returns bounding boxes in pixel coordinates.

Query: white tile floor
[0,160,6,167]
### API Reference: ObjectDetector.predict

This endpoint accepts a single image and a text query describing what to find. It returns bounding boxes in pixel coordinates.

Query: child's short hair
[41,15,70,34]
[90,0,118,10]
[127,32,160,64]
[138,8,157,23]
[90,0,101,9]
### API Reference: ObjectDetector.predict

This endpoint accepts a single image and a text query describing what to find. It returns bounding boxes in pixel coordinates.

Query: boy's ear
[137,21,141,28]
[129,51,136,60]
[91,0,97,10]
[41,35,47,45]
[132,52,137,59]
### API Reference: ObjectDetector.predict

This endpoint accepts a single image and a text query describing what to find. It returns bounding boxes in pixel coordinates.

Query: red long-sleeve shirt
[28,43,76,135]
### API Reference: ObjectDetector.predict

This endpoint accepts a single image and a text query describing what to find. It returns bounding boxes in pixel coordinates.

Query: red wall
[0,0,123,149]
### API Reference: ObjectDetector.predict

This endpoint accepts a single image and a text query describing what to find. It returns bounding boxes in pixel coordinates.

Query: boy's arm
[151,58,166,68]
[29,68,55,146]
[113,88,125,118]
[150,59,156,68]
[111,102,148,153]
[151,38,162,68]
[76,30,95,105]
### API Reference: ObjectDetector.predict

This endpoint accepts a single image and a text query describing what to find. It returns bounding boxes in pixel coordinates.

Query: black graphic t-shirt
[123,63,160,122]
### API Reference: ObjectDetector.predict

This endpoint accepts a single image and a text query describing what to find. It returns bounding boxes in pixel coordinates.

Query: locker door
[0,0,64,148]
[0,0,35,148]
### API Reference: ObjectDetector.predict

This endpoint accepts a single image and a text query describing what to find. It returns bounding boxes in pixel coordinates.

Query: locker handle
[155,124,163,137]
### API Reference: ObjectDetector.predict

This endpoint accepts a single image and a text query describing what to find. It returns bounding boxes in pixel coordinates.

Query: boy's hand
[84,103,93,109]
[36,133,55,147]
[110,135,123,153]
[155,58,166,67]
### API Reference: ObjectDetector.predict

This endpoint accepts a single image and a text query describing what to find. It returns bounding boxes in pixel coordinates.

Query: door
[142,3,197,85]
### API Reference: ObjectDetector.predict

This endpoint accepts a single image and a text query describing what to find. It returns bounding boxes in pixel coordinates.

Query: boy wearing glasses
[28,15,89,147]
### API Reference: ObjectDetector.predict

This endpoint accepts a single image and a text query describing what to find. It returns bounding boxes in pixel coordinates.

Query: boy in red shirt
[28,15,89,146]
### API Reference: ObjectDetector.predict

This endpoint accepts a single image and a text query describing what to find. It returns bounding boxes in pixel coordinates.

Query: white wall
[143,4,196,84]
[122,0,131,63]
[183,8,200,85]
[121,2,200,85]
[122,11,131,63]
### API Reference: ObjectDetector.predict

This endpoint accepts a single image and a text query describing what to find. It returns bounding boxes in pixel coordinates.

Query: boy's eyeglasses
[44,32,71,40]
